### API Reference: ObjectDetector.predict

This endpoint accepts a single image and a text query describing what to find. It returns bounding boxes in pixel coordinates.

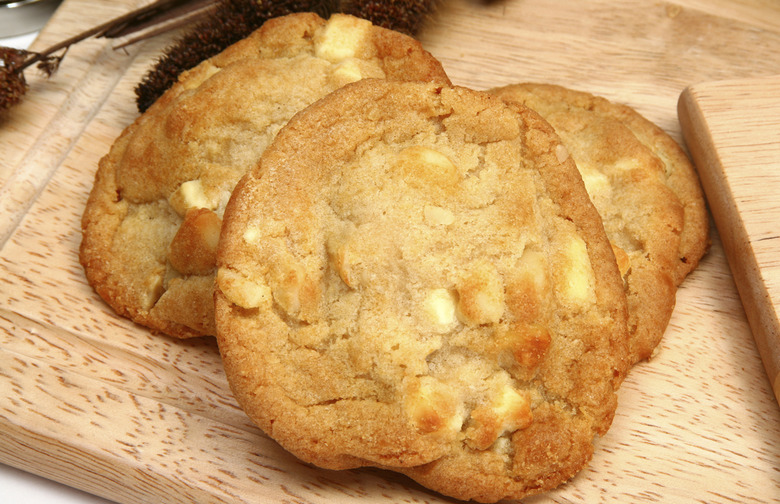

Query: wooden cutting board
[679,75,780,407]
[2,1,780,503]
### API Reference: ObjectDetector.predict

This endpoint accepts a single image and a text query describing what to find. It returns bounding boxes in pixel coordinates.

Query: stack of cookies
[80,13,708,503]
[80,13,450,339]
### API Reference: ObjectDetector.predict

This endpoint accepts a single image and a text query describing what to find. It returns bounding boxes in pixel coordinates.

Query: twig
[0,0,217,112]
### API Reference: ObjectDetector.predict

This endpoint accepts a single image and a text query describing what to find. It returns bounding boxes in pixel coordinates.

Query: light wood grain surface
[1,0,779,502]
[679,75,780,408]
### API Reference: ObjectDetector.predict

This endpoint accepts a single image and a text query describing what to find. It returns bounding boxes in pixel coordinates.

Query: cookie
[604,92,710,285]
[79,12,450,338]
[214,79,629,502]
[489,83,709,363]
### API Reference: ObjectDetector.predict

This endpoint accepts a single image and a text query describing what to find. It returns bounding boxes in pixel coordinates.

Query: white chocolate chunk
[217,268,272,309]
[169,179,212,216]
[243,226,261,244]
[424,205,455,226]
[580,169,611,198]
[331,59,363,85]
[518,248,548,290]
[492,386,531,433]
[455,262,505,326]
[464,380,533,450]
[314,14,372,62]
[272,264,307,316]
[561,235,596,304]
[140,272,164,310]
[424,288,458,330]
[406,376,463,434]
[457,290,503,325]
[412,146,455,169]
[395,146,460,189]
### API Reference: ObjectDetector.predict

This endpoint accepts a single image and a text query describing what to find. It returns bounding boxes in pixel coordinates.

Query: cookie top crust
[215,79,629,501]
[493,83,708,285]
[489,83,706,363]
[79,12,450,339]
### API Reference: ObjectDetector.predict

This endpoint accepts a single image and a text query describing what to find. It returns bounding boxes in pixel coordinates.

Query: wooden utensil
[678,75,780,406]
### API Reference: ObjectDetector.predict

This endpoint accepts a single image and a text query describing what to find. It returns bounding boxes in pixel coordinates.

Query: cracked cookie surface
[490,83,709,363]
[215,80,630,502]
[79,12,449,338]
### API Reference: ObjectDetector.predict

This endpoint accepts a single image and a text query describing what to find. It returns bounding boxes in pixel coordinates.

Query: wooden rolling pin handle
[678,86,780,407]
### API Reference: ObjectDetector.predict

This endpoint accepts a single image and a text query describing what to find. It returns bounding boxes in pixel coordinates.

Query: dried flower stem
[1,0,218,112]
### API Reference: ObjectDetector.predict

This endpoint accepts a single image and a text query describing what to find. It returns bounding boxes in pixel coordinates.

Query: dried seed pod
[1,48,28,112]
[135,0,326,112]
[134,0,439,112]
[341,0,438,35]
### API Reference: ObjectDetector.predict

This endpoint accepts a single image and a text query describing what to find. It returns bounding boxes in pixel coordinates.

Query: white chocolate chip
[424,288,458,330]
[217,268,272,309]
[169,179,212,216]
[464,379,533,450]
[395,146,460,189]
[140,272,164,310]
[406,376,464,434]
[331,59,363,85]
[492,386,532,433]
[580,168,611,199]
[271,262,319,319]
[455,263,505,326]
[411,147,456,169]
[424,205,455,226]
[314,14,372,62]
[561,235,596,304]
[493,436,511,455]
[518,248,548,290]
[273,271,302,315]
[243,226,260,244]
